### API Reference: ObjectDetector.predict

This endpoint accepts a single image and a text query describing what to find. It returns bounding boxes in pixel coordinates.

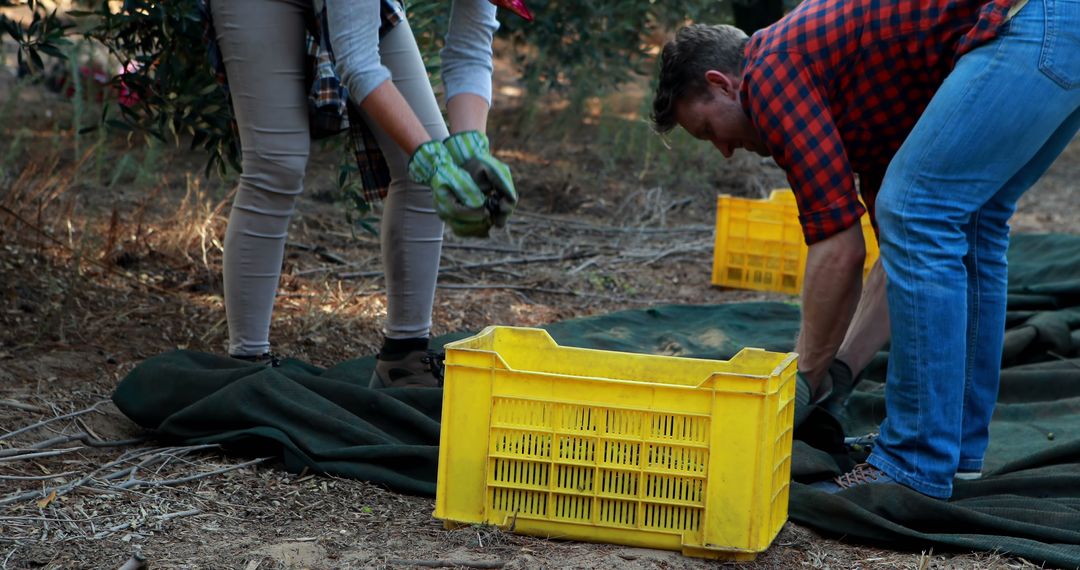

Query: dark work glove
[819,359,858,419]
[795,362,853,429]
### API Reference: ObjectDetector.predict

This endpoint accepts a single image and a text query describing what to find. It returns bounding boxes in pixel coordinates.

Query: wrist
[407,140,451,185]
[444,130,490,164]
[827,358,855,393]
[829,359,853,382]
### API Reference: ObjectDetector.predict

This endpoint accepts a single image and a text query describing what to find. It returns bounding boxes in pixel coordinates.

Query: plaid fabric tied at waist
[202,0,405,206]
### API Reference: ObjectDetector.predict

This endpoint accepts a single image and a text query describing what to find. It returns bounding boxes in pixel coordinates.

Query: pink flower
[117,61,142,108]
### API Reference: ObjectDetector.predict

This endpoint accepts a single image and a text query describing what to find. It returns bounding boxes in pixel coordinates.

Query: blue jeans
[870,0,1080,499]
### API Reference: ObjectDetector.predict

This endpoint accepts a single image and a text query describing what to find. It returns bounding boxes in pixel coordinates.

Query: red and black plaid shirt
[740,0,1016,244]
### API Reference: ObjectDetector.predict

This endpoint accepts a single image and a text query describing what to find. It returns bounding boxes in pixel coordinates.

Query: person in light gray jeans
[211,0,517,387]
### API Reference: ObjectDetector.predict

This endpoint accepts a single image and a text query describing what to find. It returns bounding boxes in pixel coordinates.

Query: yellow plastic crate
[712,189,880,295]
[434,326,798,560]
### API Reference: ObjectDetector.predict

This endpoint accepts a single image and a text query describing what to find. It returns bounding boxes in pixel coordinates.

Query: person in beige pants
[211,0,516,387]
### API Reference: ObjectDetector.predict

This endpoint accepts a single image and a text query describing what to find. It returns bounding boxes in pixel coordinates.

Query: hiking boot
[370,349,444,388]
[231,352,282,367]
[811,463,895,493]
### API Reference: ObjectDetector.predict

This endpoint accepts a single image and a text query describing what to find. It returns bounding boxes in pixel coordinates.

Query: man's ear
[704,70,738,98]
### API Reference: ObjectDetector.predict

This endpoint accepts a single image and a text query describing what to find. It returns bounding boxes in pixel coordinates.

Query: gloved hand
[794,371,814,429]
[444,130,519,229]
[408,140,491,237]
[793,369,836,429]
[819,359,857,418]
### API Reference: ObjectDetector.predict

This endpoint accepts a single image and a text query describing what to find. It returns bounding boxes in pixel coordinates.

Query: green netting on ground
[114,233,1080,568]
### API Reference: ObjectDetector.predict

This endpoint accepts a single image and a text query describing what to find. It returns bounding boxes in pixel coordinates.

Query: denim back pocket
[1040,0,1080,89]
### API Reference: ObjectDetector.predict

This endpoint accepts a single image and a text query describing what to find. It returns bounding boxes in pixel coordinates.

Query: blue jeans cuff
[957,458,984,472]
[868,453,953,500]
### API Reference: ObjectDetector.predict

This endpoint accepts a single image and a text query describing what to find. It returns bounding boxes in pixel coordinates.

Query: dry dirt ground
[0,56,1077,570]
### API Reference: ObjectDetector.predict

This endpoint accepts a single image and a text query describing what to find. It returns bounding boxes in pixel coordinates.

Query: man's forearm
[837,258,890,375]
[797,223,866,390]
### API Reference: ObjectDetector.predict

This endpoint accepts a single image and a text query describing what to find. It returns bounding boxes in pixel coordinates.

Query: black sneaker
[370,350,444,388]
[230,352,282,368]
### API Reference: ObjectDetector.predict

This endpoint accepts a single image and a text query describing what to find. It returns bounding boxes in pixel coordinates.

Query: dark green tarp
[114,233,1080,568]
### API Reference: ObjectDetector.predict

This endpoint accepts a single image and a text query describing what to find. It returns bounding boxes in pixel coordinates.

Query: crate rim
[716,188,791,201]
[444,326,798,389]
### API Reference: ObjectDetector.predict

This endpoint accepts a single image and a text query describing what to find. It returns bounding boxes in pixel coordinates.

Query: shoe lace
[420,350,446,385]
[835,464,883,489]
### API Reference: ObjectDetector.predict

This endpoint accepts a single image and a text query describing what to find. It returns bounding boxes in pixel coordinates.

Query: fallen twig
[0,447,84,462]
[155,509,201,522]
[92,510,201,540]
[433,251,593,273]
[112,456,271,490]
[102,445,224,482]
[387,560,505,569]
[341,252,592,280]
[28,433,149,450]
[0,400,110,443]
[441,243,523,254]
[623,240,712,265]
[286,241,348,264]
[0,444,222,506]
[436,283,671,304]
[0,400,45,413]
[286,241,316,251]
[515,210,712,234]
[293,253,379,277]
[74,417,101,441]
[436,283,579,296]
[0,471,79,481]
[567,257,599,275]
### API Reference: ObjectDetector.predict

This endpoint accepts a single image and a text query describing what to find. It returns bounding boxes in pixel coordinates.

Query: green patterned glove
[408,140,492,237]
[444,130,519,228]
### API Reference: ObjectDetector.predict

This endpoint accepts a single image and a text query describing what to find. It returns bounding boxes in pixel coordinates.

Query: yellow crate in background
[712,189,879,295]
[434,326,798,561]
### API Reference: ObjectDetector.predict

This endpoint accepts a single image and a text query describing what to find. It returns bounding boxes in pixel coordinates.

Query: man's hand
[408,140,492,237]
[820,358,859,418]
[795,360,855,427]
[444,131,519,228]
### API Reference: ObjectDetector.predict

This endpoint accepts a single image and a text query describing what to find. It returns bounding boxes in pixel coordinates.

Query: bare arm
[837,257,890,375]
[447,93,490,134]
[835,170,891,376]
[358,0,495,152]
[359,80,432,156]
[357,85,492,156]
[796,222,866,391]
